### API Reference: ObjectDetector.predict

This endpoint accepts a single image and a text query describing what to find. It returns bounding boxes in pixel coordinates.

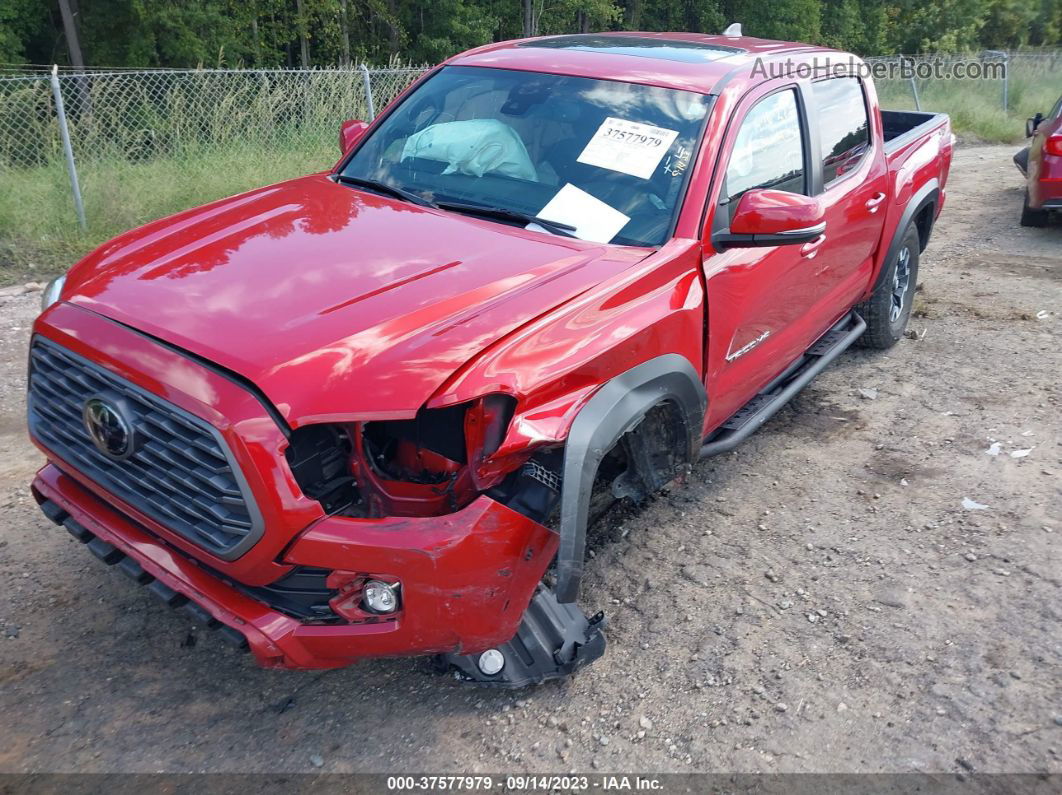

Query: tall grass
[0,57,1059,279]
[874,54,1061,141]
[0,136,331,274]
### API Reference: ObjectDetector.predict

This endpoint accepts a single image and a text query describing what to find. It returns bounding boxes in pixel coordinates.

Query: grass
[0,138,331,282]
[1,58,1059,282]
[875,56,1061,142]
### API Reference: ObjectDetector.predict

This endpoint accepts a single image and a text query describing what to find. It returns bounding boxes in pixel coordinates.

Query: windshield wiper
[334,174,436,207]
[435,201,578,238]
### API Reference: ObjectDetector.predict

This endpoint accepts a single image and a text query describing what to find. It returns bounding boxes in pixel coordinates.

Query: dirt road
[0,145,1058,775]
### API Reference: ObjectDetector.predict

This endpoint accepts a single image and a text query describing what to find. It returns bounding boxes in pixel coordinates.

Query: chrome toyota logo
[83,397,135,460]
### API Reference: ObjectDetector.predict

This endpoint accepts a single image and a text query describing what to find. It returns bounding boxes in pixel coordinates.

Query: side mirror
[712,189,826,249]
[1027,113,1044,137]
[339,119,369,153]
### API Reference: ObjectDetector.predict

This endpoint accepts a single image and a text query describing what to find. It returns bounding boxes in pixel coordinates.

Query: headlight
[40,274,66,313]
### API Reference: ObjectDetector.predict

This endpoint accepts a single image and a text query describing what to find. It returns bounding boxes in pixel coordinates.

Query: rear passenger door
[806,77,888,310]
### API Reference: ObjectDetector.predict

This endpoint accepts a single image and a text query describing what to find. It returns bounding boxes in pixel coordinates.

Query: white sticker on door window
[527,183,630,244]
[576,117,680,179]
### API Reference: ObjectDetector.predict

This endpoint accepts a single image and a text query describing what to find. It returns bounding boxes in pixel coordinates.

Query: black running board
[435,587,606,688]
[700,311,866,459]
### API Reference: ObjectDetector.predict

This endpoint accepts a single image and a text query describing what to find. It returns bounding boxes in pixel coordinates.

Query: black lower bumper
[436,588,606,688]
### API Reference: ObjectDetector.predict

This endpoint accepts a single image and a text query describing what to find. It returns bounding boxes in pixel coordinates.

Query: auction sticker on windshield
[577,117,679,179]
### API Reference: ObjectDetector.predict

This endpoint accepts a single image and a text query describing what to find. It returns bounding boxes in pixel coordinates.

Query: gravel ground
[0,144,1058,775]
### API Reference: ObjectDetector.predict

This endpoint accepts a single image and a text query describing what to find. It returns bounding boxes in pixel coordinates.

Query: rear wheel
[855,224,920,350]
[1020,190,1048,227]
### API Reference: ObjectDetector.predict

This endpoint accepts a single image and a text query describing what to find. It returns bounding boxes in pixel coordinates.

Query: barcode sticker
[577,117,679,179]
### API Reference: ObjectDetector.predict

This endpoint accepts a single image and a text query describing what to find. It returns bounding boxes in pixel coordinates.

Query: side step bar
[435,587,606,688]
[700,311,866,459]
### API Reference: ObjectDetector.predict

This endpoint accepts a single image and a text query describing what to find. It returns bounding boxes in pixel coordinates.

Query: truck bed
[882,110,949,155]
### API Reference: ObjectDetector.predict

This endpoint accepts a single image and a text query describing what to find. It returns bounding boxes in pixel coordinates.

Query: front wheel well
[608,399,691,504]
[553,355,707,603]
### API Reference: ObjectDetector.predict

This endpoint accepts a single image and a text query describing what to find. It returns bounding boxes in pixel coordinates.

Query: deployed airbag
[402,119,537,181]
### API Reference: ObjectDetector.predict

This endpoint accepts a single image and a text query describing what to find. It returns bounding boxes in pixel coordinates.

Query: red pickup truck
[30,32,952,687]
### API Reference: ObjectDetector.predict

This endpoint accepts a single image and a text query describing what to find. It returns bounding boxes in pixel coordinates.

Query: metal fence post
[49,65,86,232]
[360,63,376,120]
[982,50,1008,111]
[1002,52,1009,111]
[909,76,921,111]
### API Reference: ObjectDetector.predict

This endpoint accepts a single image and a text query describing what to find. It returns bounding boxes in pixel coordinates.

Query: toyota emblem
[83,397,135,460]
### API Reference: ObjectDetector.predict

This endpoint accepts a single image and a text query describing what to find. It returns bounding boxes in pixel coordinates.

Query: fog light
[362,580,399,614]
[478,649,505,676]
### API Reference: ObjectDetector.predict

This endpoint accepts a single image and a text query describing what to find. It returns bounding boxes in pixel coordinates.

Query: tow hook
[435,587,606,688]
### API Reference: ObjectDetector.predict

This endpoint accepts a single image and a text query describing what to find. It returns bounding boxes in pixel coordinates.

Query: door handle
[801,234,826,259]
[865,192,887,213]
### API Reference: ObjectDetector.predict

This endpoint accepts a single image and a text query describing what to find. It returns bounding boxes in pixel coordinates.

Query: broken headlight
[356,394,517,516]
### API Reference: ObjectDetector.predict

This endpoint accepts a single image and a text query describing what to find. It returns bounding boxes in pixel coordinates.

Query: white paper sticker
[527,184,630,244]
[576,117,680,179]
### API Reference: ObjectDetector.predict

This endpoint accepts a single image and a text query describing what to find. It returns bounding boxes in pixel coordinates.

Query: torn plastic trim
[554,354,706,603]
[435,586,606,688]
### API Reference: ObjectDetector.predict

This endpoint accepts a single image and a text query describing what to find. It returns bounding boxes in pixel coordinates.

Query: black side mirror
[1026,113,1044,137]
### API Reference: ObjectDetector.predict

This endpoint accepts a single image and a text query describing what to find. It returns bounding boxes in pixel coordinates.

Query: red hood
[64,175,646,424]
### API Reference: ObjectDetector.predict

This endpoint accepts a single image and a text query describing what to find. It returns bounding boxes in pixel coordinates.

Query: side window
[812,78,871,187]
[722,89,806,223]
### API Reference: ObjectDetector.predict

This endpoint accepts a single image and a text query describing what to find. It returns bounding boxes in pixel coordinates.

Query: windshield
[340,66,712,247]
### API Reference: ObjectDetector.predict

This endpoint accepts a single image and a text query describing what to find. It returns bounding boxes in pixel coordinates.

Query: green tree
[980,0,1040,48]
[1028,0,1062,45]
[0,0,1059,70]
[884,0,987,52]
[0,0,51,65]
[724,0,822,43]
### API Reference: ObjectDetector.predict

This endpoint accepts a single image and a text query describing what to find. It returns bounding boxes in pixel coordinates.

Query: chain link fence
[1,66,423,166]
[866,51,1061,113]
[0,53,1059,252]
[0,65,426,234]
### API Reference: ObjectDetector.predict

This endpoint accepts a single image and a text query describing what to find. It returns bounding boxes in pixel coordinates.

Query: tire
[854,224,920,349]
[1020,190,1048,228]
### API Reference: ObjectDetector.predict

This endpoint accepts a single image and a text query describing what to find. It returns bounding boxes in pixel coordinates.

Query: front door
[701,85,826,429]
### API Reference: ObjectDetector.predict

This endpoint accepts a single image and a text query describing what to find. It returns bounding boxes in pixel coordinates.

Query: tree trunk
[627,0,644,29]
[295,0,310,67]
[57,0,85,68]
[386,0,401,54]
[339,0,351,66]
[251,15,261,65]
[523,0,534,37]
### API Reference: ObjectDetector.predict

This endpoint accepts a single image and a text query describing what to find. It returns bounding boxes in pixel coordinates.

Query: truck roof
[449,32,838,95]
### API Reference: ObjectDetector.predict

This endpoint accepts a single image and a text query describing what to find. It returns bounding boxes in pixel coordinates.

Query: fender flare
[554,354,706,603]
[871,179,939,295]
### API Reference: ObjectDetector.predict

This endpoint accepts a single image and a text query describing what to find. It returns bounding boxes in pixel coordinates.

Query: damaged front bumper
[33,462,559,670]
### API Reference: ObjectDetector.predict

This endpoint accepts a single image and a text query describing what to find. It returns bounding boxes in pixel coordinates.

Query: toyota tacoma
[29,31,952,686]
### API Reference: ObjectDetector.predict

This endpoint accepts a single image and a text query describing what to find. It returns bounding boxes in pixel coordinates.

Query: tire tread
[855,225,920,350]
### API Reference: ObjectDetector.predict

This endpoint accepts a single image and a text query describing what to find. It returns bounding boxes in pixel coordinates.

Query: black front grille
[27,337,262,559]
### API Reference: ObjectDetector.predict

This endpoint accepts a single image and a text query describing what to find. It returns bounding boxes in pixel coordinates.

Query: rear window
[812,78,871,187]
